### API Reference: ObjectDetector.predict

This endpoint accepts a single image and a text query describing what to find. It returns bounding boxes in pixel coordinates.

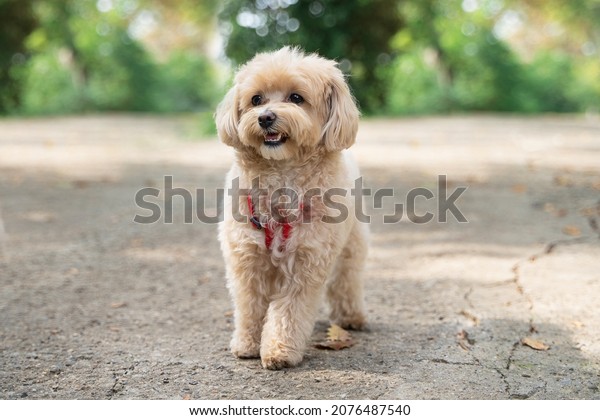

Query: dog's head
[215,47,359,160]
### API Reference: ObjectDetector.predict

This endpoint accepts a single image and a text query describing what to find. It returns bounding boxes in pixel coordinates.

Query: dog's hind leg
[326,222,368,330]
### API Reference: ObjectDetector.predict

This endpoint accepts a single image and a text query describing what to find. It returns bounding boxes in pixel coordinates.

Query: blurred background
[1,0,599,118]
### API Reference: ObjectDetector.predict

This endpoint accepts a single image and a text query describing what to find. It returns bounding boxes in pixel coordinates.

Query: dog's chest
[248,179,329,224]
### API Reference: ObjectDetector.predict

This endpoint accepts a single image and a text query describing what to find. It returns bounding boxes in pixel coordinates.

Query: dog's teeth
[265,133,282,142]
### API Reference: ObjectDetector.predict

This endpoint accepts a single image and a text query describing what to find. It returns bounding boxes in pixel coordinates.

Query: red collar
[247,195,295,250]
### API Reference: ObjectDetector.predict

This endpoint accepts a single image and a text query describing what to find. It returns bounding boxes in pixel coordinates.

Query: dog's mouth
[263,132,288,147]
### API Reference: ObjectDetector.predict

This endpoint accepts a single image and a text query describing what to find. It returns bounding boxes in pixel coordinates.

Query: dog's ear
[215,86,240,147]
[321,70,360,151]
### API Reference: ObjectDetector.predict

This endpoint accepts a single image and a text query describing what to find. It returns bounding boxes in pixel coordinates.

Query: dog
[216,47,368,370]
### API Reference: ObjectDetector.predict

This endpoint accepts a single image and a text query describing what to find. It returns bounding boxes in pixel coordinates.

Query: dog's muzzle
[258,110,276,129]
[258,110,288,147]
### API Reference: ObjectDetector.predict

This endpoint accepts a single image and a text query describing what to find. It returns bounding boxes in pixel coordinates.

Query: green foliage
[0,0,37,113]
[85,29,160,111]
[157,51,221,112]
[384,53,445,115]
[568,57,600,113]
[195,110,219,136]
[19,49,80,114]
[384,0,600,115]
[220,0,403,113]
[524,52,580,112]
[1,0,599,116]
[8,0,221,115]
[451,33,528,112]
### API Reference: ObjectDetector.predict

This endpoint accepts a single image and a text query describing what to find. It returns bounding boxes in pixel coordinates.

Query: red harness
[247,195,295,250]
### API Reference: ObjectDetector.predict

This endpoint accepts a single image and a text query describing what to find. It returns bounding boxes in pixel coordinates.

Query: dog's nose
[258,110,277,129]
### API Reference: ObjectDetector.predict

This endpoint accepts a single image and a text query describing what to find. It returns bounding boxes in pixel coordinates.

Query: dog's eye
[251,95,262,106]
[289,93,304,105]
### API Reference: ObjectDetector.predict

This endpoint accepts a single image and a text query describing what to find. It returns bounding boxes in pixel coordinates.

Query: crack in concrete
[510,263,534,312]
[430,358,479,367]
[107,364,135,399]
[505,340,520,371]
[454,252,539,396]
[541,236,590,257]
[501,229,595,398]
[584,200,600,239]
[587,216,599,238]
[502,242,550,397]
[502,203,600,398]
[478,279,515,288]
[509,381,548,400]
[463,287,474,309]
[493,366,510,395]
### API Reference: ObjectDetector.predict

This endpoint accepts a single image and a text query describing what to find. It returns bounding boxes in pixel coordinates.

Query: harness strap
[247,194,294,250]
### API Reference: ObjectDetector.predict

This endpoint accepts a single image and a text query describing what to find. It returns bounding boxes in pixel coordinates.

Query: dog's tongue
[265,133,282,142]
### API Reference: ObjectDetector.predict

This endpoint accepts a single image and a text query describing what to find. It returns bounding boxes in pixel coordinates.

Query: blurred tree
[503,0,600,112]
[134,0,223,111]
[23,0,163,111]
[219,0,403,112]
[17,0,221,114]
[394,0,456,108]
[136,0,220,58]
[2,0,598,115]
[514,0,600,53]
[392,0,530,112]
[385,0,600,114]
[525,52,580,112]
[27,0,92,109]
[157,50,221,112]
[452,32,529,111]
[0,0,37,113]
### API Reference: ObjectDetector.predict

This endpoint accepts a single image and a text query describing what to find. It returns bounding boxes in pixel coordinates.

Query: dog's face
[216,47,359,160]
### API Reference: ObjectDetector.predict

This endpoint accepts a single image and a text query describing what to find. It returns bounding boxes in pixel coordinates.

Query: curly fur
[216,47,368,370]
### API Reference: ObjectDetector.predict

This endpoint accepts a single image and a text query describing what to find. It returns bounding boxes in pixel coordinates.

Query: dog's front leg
[227,245,274,359]
[260,250,333,370]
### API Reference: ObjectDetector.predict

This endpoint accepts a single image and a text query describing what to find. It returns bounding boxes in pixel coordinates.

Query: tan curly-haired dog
[216,47,368,370]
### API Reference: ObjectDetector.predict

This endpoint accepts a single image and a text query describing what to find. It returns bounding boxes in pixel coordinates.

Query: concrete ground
[0,114,598,400]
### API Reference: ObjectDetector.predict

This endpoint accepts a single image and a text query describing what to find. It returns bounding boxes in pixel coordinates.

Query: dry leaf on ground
[522,337,550,351]
[543,203,567,217]
[511,184,527,194]
[554,175,574,187]
[580,207,599,217]
[314,324,355,351]
[72,180,90,189]
[562,225,581,236]
[554,208,568,217]
[457,330,475,351]
[327,324,351,341]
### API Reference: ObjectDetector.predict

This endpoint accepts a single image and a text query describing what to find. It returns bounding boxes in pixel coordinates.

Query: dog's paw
[334,313,367,331]
[231,337,260,359]
[261,353,303,370]
[260,344,303,370]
